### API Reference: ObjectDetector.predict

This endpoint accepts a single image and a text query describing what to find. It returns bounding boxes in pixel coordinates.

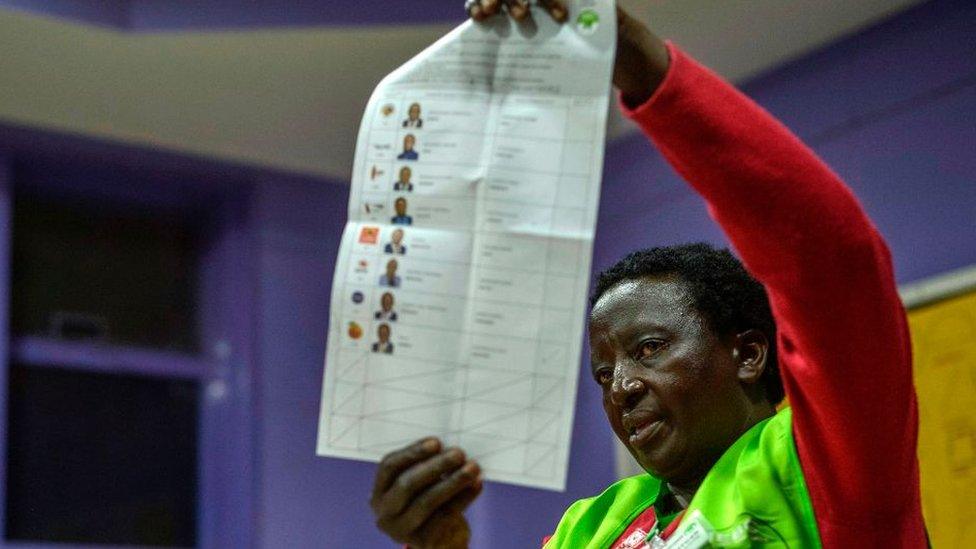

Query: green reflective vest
[545,408,821,548]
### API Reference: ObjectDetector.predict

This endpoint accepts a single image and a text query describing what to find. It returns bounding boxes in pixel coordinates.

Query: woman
[369,2,926,547]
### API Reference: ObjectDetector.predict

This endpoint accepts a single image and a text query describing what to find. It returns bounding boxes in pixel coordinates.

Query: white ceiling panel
[0,1,926,179]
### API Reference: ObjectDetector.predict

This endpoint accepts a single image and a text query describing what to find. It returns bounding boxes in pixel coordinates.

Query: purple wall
[598,0,976,286]
[0,127,265,548]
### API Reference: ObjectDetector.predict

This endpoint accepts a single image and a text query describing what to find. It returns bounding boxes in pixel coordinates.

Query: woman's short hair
[591,242,784,404]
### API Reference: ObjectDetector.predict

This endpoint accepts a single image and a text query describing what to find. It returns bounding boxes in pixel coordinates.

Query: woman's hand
[465,1,671,107]
[370,438,483,549]
[466,0,568,23]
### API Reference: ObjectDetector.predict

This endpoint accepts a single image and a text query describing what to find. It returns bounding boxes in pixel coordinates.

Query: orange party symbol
[348,321,364,340]
[358,226,379,244]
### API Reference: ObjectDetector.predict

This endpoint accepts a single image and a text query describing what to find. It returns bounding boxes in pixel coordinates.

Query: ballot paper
[316,0,615,491]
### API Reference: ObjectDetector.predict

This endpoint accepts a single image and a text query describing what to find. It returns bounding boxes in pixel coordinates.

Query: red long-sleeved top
[614,42,926,547]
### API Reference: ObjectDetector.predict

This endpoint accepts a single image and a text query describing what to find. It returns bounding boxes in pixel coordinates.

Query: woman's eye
[595,370,613,385]
[637,340,665,359]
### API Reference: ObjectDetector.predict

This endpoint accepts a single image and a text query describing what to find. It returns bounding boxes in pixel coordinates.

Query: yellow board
[908,289,976,548]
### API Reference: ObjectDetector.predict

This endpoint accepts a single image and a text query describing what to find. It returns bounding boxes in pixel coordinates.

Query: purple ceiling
[0,0,464,30]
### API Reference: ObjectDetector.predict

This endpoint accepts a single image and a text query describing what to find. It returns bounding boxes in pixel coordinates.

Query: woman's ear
[733,329,769,385]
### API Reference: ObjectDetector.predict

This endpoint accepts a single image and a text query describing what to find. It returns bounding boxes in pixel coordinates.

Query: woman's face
[381,293,394,311]
[409,104,421,120]
[589,276,756,487]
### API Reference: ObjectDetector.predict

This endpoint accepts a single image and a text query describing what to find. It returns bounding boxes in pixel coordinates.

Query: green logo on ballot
[576,9,599,35]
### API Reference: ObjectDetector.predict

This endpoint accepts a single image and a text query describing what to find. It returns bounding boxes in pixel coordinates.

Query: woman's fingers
[480,0,501,17]
[466,0,486,21]
[372,437,440,501]
[375,448,468,518]
[538,0,569,22]
[443,476,484,514]
[469,0,568,23]
[502,0,532,21]
[370,439,484,546]
[394,460,481,533]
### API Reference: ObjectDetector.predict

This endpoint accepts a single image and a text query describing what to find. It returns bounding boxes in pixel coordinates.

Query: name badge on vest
[650,510,714,549]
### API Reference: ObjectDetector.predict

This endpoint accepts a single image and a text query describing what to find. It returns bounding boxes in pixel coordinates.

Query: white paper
[316,0,616,491]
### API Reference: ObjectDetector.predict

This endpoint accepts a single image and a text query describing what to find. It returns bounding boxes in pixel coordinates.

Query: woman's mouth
[628,418,666,447]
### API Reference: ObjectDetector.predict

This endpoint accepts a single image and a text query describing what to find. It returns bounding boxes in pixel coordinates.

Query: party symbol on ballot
[576,9,599,35]
[358,226,380,244]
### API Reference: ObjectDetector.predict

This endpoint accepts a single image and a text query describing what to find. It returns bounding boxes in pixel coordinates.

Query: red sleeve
[621,43,925,545]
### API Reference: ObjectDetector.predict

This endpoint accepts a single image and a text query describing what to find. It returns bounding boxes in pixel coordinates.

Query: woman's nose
[610,367,646,408]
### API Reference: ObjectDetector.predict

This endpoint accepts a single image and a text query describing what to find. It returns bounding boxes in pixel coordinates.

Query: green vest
[545,408,821,548]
